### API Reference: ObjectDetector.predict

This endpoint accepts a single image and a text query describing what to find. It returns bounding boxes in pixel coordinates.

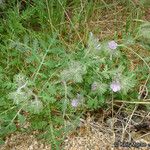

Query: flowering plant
[0,1,148,147]
[60,33,136,110]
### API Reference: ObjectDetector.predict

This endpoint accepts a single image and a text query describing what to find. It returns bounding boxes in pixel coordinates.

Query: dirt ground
[0,2,150,150]
[0,109,150,150]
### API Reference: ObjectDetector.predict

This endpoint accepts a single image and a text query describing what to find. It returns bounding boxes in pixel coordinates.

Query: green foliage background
[0,0,150,149]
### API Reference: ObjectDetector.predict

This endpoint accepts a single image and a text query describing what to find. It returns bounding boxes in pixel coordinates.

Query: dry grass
[0,110,150,150]
[0,2,150,150]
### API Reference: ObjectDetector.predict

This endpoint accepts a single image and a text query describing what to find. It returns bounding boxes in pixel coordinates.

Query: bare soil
[0,108,150,150]
[0,2,150,150]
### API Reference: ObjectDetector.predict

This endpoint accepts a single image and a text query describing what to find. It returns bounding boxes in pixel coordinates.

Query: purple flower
[91,82,98,91]
[110,81,121,92]
[71,99,79,107]
[108,41,118,50]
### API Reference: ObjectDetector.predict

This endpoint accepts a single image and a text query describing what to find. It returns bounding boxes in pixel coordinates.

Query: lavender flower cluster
[71,94,84,108]
[70,40,121,108]
[61,33,135,109]
[92,40,121,92]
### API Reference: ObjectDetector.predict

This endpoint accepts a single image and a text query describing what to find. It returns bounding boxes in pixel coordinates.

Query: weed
[0,0,150,149]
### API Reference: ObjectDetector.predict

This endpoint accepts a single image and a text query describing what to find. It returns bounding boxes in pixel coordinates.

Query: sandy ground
[0,114,150,150]
[0,2,150,150]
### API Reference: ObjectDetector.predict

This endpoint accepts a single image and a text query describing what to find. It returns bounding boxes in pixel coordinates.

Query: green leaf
[18,114,26,126]
[27,100,43,114]
[31,121,48,130]
[87,97,98,109]
[0,139,5,145]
